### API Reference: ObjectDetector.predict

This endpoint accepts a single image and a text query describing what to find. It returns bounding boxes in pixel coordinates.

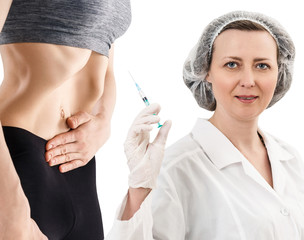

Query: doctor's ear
[205,73,212,83]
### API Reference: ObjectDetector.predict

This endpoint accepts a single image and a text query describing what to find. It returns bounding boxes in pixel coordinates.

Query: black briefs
[3,126,104,240]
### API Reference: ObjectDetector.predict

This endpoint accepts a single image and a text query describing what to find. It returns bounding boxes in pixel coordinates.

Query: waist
[0,79,104,140]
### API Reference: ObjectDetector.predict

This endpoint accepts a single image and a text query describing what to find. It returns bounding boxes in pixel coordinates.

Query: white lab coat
[107,119,304,240]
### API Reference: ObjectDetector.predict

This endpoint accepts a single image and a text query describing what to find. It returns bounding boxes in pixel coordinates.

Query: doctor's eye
[256,63,270,70]
[225,62,238,69]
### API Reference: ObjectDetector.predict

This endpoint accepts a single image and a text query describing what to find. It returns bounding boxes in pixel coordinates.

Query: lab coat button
[280,208,289,216]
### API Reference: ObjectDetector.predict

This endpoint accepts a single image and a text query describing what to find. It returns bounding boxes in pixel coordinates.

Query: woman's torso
[0,42,108,139]
[0,0,131,138]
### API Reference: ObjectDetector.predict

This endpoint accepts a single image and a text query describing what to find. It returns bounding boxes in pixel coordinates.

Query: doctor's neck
[208,110,262,151]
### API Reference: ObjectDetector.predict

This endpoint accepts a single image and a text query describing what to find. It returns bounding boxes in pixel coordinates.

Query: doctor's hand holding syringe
[118,73,172,220]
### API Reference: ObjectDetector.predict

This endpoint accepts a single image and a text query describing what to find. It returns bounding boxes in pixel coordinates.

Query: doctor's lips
[235,95,258,103]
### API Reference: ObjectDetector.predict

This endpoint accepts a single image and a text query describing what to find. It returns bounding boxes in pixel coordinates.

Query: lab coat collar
[191,118,295,170]
[260,130,295,194]
[260,130,295,163]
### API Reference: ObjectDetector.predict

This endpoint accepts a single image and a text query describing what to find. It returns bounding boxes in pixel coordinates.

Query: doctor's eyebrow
[252,57,272,62]
[222,56,242,61]
[222,56,273,62]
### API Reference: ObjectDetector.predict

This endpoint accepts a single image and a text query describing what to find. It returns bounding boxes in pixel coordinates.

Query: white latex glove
[124,103,172,189]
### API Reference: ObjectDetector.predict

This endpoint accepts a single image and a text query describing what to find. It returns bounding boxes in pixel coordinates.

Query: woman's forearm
[0,123,27,209]
[0,0,13,32]
[0,122,31,233]
[0,124,47,239]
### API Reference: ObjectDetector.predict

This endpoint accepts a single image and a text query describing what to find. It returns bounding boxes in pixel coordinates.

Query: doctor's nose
[239,68,255,88]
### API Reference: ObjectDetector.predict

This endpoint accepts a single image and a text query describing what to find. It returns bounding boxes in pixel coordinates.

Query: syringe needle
[128,71,162,128]
[128,71,141,91]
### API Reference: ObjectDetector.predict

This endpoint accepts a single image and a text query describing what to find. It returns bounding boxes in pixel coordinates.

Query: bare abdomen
[0,43,108,140]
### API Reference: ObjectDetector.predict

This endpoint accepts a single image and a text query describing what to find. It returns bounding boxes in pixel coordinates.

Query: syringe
[129,72,163,128]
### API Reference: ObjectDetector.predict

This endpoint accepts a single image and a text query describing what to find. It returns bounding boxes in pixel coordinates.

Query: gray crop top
[0,0,131,57]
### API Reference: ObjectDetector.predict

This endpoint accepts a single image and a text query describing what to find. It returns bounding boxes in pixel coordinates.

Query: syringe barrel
[138,90,146,99]
[138,90,150,106]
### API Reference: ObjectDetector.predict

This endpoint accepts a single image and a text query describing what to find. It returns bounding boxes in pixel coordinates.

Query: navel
[60,107,65,119]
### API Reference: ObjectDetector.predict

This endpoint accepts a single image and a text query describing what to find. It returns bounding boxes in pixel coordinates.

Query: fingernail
[47,144,53,150]
[46,154,52,162]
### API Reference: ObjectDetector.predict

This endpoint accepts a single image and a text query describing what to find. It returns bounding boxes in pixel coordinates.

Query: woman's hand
[124,103,171,189]
[45,111,110,173]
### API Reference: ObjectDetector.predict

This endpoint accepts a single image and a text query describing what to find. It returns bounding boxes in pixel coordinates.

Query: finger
[45,142,80,161]
[136,115,160,125]
[67,111,91,129]
[131,124,153,135]
[136,103,161,119]
[152,120,172,146]
[48,152,82,166]
[46,130,78,150]
[59,160,84,173]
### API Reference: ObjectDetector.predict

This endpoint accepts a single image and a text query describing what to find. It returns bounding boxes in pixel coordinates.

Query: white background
[1,0,304,235]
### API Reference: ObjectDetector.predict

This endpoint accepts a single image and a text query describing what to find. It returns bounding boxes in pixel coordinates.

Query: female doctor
[107,11,304,239]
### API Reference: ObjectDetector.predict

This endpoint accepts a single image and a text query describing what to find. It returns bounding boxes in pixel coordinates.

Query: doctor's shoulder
[162,133,205,171]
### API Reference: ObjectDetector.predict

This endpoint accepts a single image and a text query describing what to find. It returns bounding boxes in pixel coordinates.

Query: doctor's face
[206,29,278,121]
